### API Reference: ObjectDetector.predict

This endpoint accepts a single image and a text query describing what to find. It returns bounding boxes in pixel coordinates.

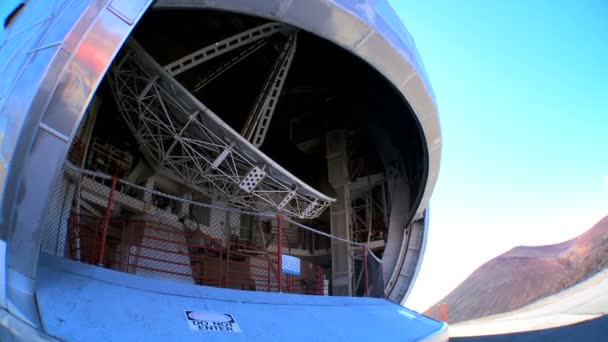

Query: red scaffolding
[59,170,382,298]
[68,212,324,295]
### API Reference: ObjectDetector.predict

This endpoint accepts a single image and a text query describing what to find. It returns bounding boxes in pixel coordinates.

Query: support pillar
[178,192,191,217]
[143,177,155,212]
[325,130,353,296]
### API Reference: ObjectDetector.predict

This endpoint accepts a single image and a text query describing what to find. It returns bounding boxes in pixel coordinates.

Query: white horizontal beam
[193,39,268,93]
[164,23,283,77]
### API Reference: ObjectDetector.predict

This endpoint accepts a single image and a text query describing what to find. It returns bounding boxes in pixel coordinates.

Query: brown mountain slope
[435,216,608,323]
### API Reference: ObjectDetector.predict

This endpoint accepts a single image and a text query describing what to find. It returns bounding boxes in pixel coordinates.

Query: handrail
[67,213,323,295]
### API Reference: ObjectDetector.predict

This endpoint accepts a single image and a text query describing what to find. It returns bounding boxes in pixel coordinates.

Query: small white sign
[185,311,242,333]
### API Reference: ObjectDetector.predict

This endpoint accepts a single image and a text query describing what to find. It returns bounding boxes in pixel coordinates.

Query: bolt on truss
[108,39,333,219]
[241,32,298,148]
[164,22,284,77]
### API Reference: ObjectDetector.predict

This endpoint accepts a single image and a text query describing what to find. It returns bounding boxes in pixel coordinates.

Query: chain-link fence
[284,218,384,297]
[41,163,383,297]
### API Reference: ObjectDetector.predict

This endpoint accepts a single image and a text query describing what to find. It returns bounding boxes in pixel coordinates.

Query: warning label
[185,311,242,333]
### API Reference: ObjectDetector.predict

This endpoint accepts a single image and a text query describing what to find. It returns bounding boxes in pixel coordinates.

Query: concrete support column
[325,130,353,296]
[143,177,155,211]
[179,192,191,217]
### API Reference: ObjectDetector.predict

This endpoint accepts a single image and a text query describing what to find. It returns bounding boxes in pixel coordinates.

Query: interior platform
[35,254,447,341]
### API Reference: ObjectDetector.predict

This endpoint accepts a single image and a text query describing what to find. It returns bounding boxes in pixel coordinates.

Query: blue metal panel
[36,255,448,341]
[282,255,301,276]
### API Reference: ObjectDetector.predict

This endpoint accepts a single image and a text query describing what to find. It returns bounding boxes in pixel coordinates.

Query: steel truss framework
[108,35,333,219]
[192,38,269,93]
[164,22,284,77]
[350,179,389,243]
[242,32,297,147]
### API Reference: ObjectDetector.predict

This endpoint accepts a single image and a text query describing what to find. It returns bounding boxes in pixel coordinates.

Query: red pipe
[318,266,323,295]
[437,303,442,321]
[267,260,271,291]
[119,221,127,271]
[225,241,231,289]
[98,176,118,265]
[363,244,369,296]
[444,303,449,323]
[277,214,283,292]
[218,243,223,288]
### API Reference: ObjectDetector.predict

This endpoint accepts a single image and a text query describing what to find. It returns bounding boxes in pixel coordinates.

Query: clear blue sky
[387,1,608,311]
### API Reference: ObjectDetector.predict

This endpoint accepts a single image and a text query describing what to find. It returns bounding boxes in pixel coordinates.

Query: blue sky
[387,1,608,311]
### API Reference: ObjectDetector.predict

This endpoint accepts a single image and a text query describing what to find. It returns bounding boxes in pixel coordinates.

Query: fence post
[99,176,118,265]
[363,244,369,297]
[225,240,231,289]
[125,222,132,273]
[267,263,270,291]
[69,215,81,261]
[218,241,223,288]
[119,220,126,271]
[276,214,283,292]
[317,266,323,295]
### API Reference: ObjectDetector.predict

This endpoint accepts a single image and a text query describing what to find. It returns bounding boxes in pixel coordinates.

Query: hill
[435,216,608,323]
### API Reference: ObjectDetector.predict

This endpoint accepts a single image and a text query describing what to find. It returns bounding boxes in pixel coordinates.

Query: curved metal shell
[0,0,441,328]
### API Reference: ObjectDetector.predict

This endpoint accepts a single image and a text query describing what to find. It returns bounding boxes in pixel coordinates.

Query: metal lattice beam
[164,23,283,77]
[349,174,389,243]
[241,32,298,148]
[108,39,333,219]
[193,39,268,93]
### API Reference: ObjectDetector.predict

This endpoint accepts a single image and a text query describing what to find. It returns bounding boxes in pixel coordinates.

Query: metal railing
[43,164,383,297]
[67,211,324,295]
[426,303,449,323]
